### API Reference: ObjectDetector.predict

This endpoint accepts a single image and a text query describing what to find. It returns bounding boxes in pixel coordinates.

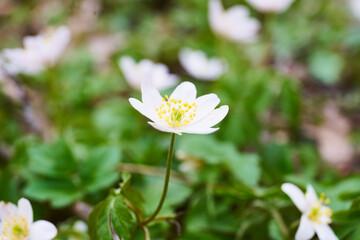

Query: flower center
[308,193,333,225]
[1,213,29,240]
[156,95,198,128]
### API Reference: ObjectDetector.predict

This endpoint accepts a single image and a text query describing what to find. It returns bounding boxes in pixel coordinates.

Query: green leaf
[226,153,260,187]
[138,175,192,216]
[0,169,20,202]
[268,219,282,240]
[111,196,136,239]
[80,146,121,193]
[27,139,77,178]
[122,185,145,212]
[261,143,294,182]
[309,50,345,84]
[279,80,301,127]
[23,178,83,208]
[88,195,136,240]
[178,135,260,186]
[88,197,113,240]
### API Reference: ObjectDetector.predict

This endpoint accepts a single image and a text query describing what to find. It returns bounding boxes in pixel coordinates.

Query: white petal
[281,183,307,212]
[169,81,197,103]
[73,220,88,232]
[29,220,57,240]
[119,56,140,89]
[47,26,71,65]
[314,224,338,240]
[182,127,219,134]
[148,122,182,135]
[151,63,178,90]
[226,5,249,19]
[18,198,33,224]
[141,78,163,111]
[208,0,224,33]
[305,185,318,204]
[129,98,158,123]
[0,202,17,222]
[246,0,295,13]
[179,48,225,81]
[184,105,229,130]
[295,215,315,240]
[23,36,43,50]
[119,56,135,74]
[192,93,220,123]
[224,6,260,43]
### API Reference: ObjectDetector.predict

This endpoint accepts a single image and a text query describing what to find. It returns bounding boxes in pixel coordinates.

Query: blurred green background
[1,0,360,239]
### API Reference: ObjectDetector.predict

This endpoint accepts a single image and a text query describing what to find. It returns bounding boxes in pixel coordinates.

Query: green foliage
[178,135,260,186]
[88,194,136,240]
[88,175,138,240]
[309,50,345,84]
[24,139,121,207]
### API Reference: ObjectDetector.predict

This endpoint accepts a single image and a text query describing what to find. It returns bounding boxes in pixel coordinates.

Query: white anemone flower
[246,0,295,13]
[1,48,45,75]
[281,183,338,240]
[119,56,179,91]
[129,81,229,135]
[1,26,71,76]
[0,198,57,240]
[208,0,260,43]
[349,0,360,20]
[179,48,227,81]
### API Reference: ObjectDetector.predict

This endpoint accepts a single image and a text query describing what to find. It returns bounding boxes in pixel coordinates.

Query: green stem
[270,209,289,239]
[142,225,151,240]
[143,133,176,225]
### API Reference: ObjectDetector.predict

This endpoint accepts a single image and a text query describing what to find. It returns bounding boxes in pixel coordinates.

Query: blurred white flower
[0,26,71,75]
[0,198,57,240]
[129,81,229,135]
[1,48,45,75]
[349,0,360,19]
[119,56,179,91]
[246,0,295,13]
[281,183,338,240]
[179,48,227,81]
[69,220,88,240]
[208,0,260,43]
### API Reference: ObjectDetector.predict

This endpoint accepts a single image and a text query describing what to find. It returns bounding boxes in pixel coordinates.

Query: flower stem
[143,133,176,225]
[270,209,289,239]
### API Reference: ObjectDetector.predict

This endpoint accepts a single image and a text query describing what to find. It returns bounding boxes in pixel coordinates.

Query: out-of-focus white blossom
[281,183,338,240]
[246,0,295,13]
[119,56,179,91]
[179,48,227,81]
[129,81,229,135]
[0,26,71,76]
[208,0,260,43]
[349,0,360,19]
[0,198,57,240]
[69,220,88,240]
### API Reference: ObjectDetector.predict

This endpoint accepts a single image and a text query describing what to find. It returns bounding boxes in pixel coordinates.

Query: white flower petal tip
[314,224,339,240]
[30,220,58,240]
[208,0,260,43]
[179,48,227,81]
[0,26,71,76]
[348,0,360,20]
[246,0,295,13]
[118,56,178,91]
[130,81,228,135]
[0,197,57,240]
[18,198,33,224]
[281,183,338,240]
[281,183,307,212]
